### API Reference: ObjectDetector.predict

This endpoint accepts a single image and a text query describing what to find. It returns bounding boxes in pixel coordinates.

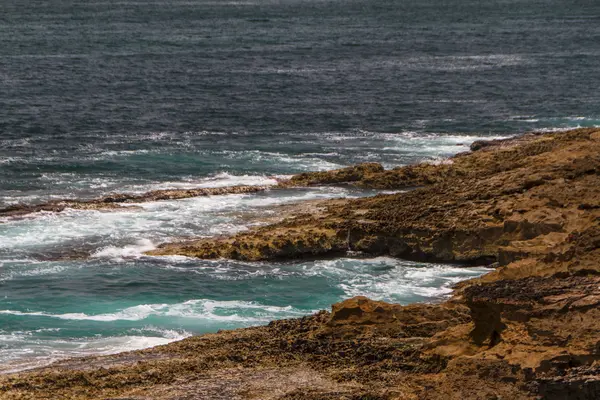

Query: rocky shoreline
[0,185,271,219]
[1,128,599,399]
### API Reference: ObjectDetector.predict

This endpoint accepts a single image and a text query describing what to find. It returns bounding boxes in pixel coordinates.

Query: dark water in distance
[2,0,599,137]
[0,0,599,372]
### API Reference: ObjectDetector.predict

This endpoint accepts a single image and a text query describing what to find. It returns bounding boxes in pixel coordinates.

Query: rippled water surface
[1,0,599,372]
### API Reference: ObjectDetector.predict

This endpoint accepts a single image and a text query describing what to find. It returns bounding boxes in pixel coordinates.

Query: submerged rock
[0,185,270,219]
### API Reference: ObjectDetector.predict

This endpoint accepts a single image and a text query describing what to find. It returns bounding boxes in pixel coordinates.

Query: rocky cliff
[1,128,598,399]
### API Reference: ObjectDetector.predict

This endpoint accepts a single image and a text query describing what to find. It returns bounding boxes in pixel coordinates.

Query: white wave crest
[195,172,280,188]
[0,263,67,282]
[91,239,157,260]
[301,257,491,304]
[0,330,191,374]
[0,299,310,323]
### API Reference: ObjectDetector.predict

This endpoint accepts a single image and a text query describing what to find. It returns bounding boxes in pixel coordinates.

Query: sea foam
[0,299,310,323]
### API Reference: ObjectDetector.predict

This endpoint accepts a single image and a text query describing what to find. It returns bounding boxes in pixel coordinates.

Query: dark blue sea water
[1,0,599,372]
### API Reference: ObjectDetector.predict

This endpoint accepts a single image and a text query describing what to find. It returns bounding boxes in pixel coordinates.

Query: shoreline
[1,127,599,399]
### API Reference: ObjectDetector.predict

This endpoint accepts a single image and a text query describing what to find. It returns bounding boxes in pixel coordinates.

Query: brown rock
[278,162,384,187]
[151,128,600,264]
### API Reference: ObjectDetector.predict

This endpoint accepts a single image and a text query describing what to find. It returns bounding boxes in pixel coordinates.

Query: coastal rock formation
[151,128,600,265]
[1,128,599,399]
[277,132,551,190]
[278,162,384,187]
[0,185,270,219]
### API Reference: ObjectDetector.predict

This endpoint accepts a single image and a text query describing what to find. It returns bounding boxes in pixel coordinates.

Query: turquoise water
[1,0,599,372]
[1,254,490,372]
[0,183,491,372]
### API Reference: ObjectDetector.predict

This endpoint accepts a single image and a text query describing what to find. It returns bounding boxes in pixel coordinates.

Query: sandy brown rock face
[147,226,348,261]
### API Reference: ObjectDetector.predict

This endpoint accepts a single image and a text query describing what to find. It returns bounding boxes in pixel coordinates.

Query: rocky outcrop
[279,131,559,190]
[151,128,600,266]
[1,128,599,399]
[0,185,270,219]
[278,162,385,187]
[148,227,348,260]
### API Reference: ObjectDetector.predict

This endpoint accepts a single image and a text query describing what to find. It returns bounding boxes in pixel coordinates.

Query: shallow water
[0,253,491,373]
[1,0,599,372]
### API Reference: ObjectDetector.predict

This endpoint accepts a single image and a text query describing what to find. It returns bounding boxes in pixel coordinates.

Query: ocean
[1,0,599,372]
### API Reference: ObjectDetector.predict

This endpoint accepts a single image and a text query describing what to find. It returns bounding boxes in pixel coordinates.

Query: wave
[91,239,157,260]
[300,257,491,303]
[0,262,67,282]
[381,133,510,153]
[121,172,282,193]
[209,149,343,171]
[188,172,281,188]
[0,299,311,323]
[0,327,191,374]
[0,183,370,258]
[0,171,283,211]
[507,116,600,127]
[129,326,192,340]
